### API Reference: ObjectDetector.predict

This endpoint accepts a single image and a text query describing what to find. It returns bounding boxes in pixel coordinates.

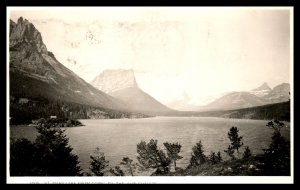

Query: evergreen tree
[208,152,218,164]
[208,151,222,164]
[35,124,82,175]
[89,147,109,176]
[227,127,244,154]
[217,151,223,163]
[10,138,40,176]
[263,120,290,175]
[137,139,171,174]
[224,145,235,160]
[10,122,82,176]
[189,140,207,167]
[243,146,252,160]
[163,142,183,171]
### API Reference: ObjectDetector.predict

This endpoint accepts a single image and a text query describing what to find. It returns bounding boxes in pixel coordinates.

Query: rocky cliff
[90,69,138,93]
[9,17,127,112]
[90,69,174,114]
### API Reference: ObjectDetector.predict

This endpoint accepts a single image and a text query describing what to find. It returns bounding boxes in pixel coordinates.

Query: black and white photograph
[7,7,293,184]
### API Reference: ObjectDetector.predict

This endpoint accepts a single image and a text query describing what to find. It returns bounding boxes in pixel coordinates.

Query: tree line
[10,95,149,125]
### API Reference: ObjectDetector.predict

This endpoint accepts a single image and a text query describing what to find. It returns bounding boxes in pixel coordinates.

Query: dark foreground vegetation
[10,121,82,176]
[10,119,290,176]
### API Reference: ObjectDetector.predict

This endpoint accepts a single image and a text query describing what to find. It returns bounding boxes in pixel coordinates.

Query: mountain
[90,69,138,94]
[165,91,196,111]
[166,91,229,111]
[90,69,173,114]
[251,82,271,97]
[252,82,272,91]
[264,83,290,103]
[167,82,289,112]
[9,17,126,111]
[201,91,266,111]
[196,83,290,111]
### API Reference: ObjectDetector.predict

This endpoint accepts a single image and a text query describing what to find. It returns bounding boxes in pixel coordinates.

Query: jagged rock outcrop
[10,17,47,54]
[9,17,127,111]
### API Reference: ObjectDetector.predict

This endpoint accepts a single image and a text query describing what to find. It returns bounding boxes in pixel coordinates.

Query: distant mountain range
[167,82,290,111]
[198,82,290,111]
[90,69,174,114]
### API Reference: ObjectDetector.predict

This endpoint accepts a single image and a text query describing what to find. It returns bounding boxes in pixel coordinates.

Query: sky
[9,7,292,105]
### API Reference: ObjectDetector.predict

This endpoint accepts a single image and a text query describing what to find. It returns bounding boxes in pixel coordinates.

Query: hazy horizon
[9,7,292,105]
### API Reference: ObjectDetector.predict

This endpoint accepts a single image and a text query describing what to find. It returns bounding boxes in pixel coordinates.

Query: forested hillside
[10,95,149,125]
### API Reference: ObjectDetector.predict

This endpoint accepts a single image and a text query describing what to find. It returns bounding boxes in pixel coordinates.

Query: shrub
[120,157,141,176]
[110,166,124,176]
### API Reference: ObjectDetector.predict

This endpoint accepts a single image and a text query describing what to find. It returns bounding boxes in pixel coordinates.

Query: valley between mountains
[8,10,292,179]
[9,17,290,125]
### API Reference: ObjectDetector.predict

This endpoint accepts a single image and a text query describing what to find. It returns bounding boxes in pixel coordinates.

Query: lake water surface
[10,117,290,174]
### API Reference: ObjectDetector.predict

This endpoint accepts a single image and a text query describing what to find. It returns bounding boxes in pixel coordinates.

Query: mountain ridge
[9,17,129,112]
[197,82,290,111]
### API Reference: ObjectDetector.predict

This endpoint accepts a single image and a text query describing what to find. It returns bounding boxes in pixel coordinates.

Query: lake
[10,117,290,175]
